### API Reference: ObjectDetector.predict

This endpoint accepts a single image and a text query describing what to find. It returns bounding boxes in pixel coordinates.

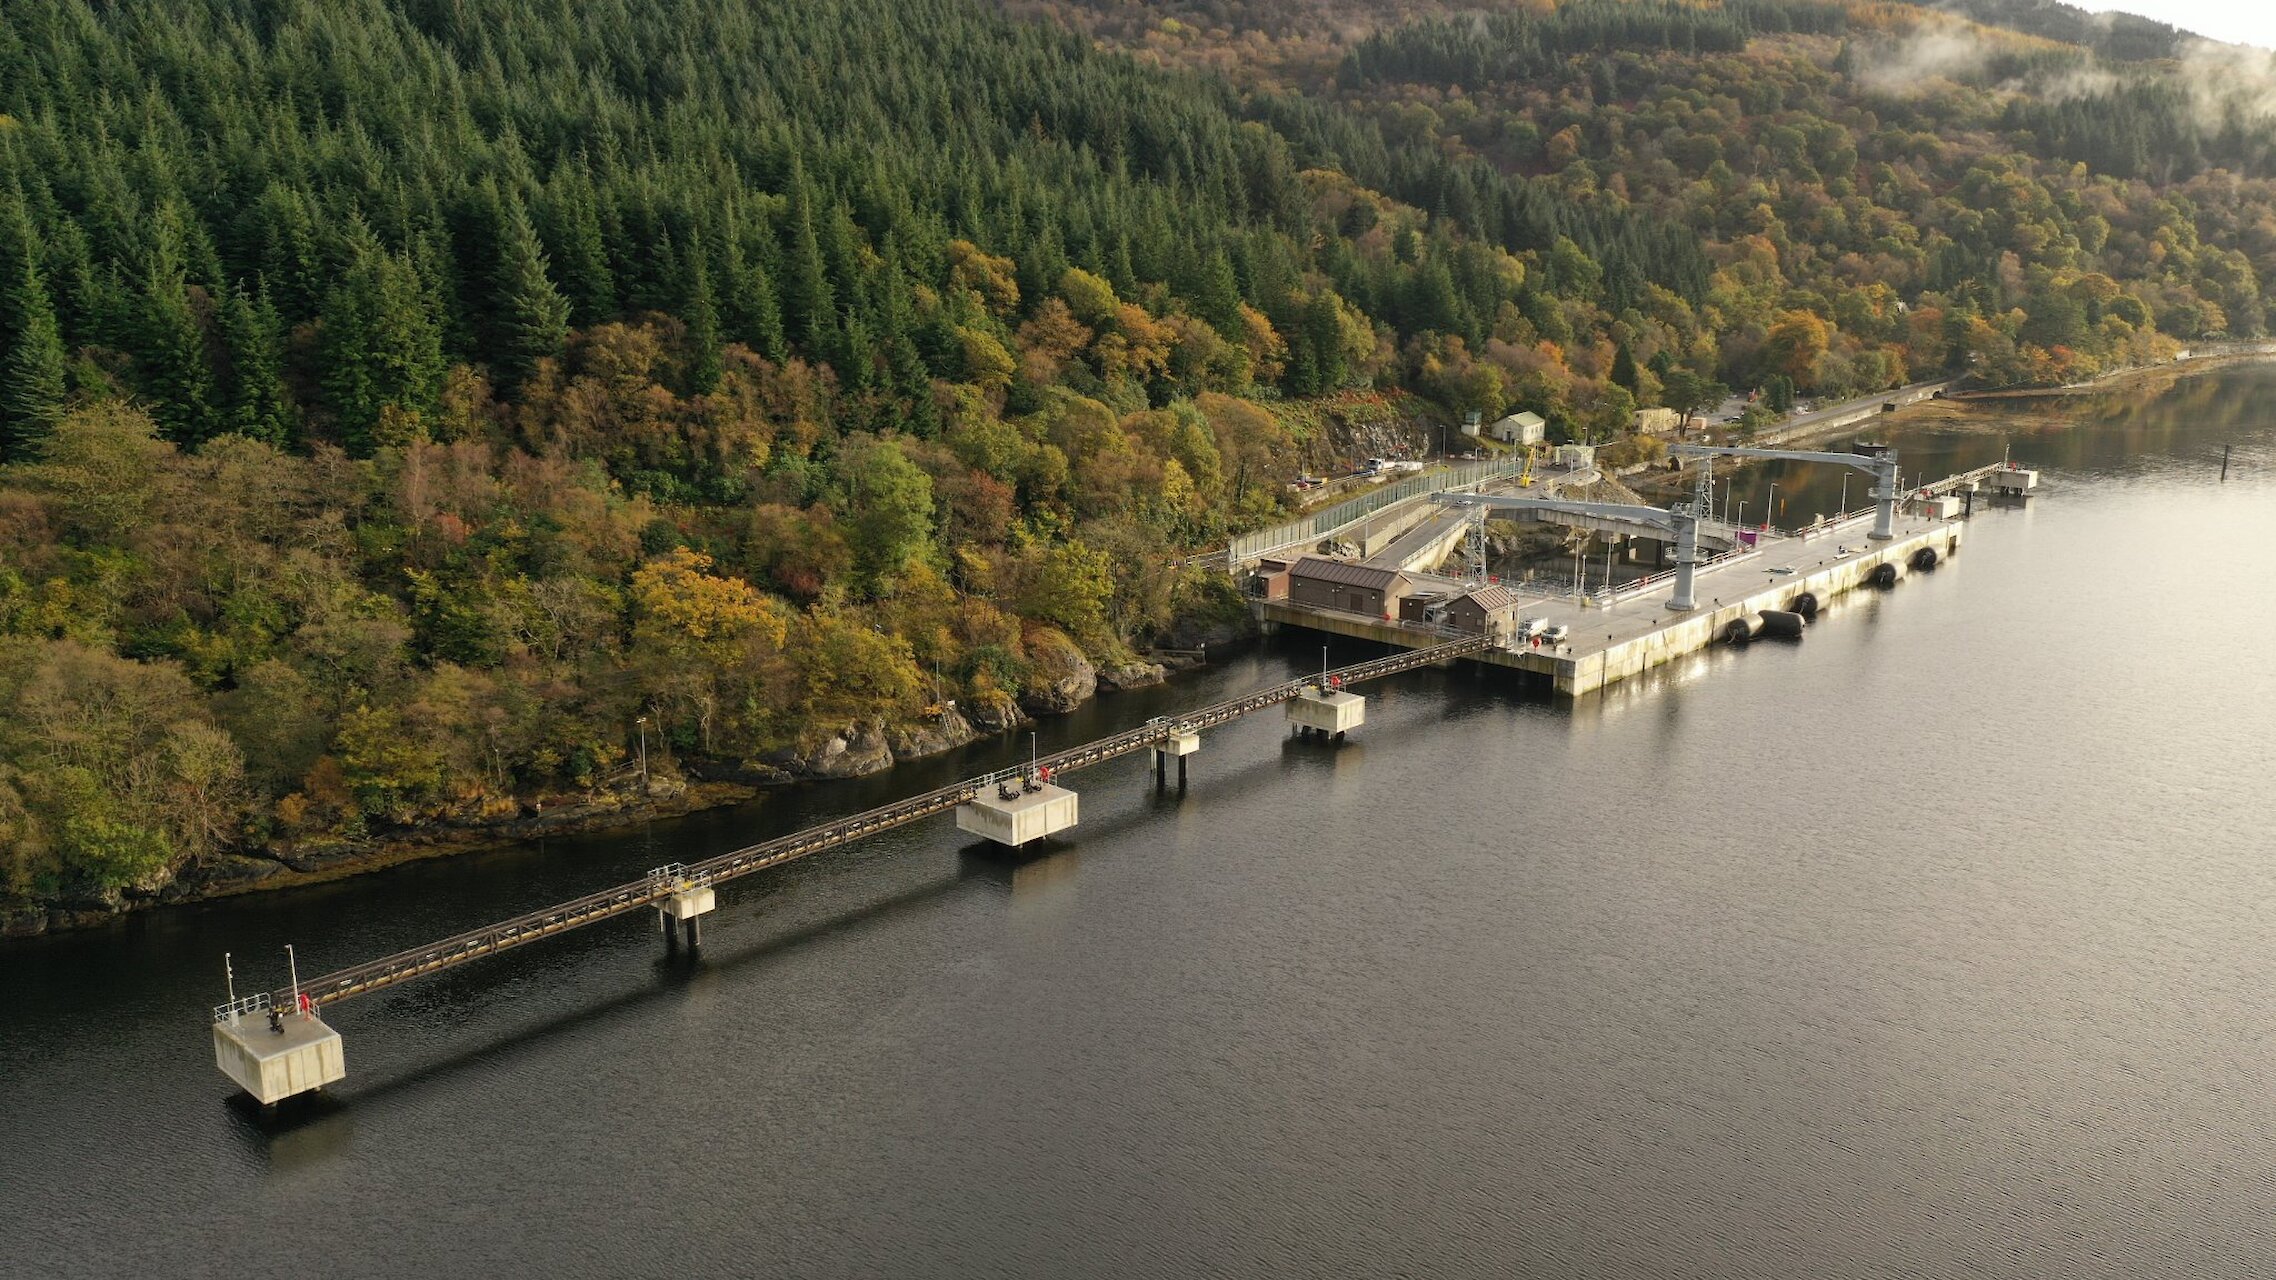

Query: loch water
[4,365,2275,1278]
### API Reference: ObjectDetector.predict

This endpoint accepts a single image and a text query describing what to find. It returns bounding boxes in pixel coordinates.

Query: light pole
[1766,481,1777,532]
[1841,472,1849,518]
[636,716,648,786]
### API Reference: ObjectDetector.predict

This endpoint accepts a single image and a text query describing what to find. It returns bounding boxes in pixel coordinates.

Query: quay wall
[1527,522,1966,695]
[1258,520,1967,698]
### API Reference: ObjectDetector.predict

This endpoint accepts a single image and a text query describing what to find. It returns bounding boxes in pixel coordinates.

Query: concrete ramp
[1364,509,1472,573]
[1463,501,1736,552]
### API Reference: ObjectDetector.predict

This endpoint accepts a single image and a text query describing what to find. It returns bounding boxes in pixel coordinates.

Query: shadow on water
[215,660,1588,1156]
[219,859,1004,1160]
[957,843,1081,895]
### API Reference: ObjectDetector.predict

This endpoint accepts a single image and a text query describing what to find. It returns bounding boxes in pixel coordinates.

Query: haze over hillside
[4,0,2276,914]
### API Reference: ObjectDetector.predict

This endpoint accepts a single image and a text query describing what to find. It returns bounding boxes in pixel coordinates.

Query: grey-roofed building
[1444,583,1520,636]
[1287,556,1413,619]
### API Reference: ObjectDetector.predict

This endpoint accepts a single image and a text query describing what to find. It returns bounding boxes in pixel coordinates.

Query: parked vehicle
[1517,617,1548,639]
[1542,624,1569,644]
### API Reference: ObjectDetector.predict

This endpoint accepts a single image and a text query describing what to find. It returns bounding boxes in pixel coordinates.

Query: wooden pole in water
[2222,443,2231,482]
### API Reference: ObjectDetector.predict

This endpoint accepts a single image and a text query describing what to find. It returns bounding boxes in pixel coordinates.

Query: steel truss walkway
[271,634,1493,1009]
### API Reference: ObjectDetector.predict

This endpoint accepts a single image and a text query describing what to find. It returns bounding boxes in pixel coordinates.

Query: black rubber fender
[1721,617,1759,645]
[1867,562,1899,588]
[1758,610,1805,638]
[1909,547,1940,571]
[1789,592,1819,619]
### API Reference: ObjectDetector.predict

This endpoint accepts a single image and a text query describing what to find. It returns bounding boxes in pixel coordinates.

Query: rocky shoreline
[1,627,1244,941]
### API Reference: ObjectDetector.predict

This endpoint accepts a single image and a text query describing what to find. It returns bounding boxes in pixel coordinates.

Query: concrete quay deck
[1259,515,1966,697]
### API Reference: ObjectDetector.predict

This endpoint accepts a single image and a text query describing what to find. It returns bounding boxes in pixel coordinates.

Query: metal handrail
[1228,455,1526,564]
[1594,544,1761,606]
[213,993,272,1024]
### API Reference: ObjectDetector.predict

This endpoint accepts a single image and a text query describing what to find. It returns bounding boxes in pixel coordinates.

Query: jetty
[209,441,2026,1108]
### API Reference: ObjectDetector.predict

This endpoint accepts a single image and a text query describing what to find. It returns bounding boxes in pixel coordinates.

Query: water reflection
[6,361,2276,1279]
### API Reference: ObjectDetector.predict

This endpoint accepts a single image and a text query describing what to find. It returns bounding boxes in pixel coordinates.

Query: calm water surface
[4,366,2275,1278]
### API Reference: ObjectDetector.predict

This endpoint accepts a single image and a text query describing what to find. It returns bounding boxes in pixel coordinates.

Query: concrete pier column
[213,1005,347,1105]
[651,866,715,954]
[1668,511,1699,612]
[1151,731,1199,790]
[1288,688,1364,737]
[956,782,1078,848]
[1870,456,1899,541]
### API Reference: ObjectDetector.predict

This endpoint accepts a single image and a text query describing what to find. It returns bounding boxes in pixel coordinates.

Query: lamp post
[1767,481,1777,532]
[635,716,648,786]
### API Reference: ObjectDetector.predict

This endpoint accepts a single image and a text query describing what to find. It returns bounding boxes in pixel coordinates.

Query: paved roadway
[1698,381,1948,445]
[1419,508,1957,657]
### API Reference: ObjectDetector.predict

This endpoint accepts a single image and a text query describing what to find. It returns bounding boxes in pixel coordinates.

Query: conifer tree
[683,250,722,396]
[541,169,616,327]
[494,199,571,390]
[720,226,786,360]
[1194,249,1246,338]
[783,164,836,356]
[1313,293,1353,391]
[219,281,295,447]
[1610,343,1641,395]
[2,259,68,458]
[321,230,446,455]
[139,259,220,446]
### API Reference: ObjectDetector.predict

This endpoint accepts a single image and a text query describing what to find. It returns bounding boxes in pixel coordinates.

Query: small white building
[1489,411,1546,445]
[1554,443,1596,470]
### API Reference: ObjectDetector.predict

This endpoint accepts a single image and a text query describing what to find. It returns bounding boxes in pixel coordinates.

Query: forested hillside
[4,0,2276,921]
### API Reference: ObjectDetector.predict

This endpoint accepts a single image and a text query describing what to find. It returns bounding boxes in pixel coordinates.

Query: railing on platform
[267,635,1494,1010]
[1589,544,1763,608]
[213,992,272,1024]
[1227,455,1526,566]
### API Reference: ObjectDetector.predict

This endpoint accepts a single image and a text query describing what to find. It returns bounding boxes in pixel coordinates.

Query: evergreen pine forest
[2,0,2270,914]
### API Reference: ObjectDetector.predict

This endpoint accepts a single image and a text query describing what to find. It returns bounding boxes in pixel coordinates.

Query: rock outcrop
[964,691,1029,735]
[888,708,981,760]
[1096,659,1167,691]
[1018,626,1097,715]
[776,721,895,779]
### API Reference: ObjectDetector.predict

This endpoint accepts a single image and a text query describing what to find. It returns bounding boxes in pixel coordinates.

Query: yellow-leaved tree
[629,548,790,755]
